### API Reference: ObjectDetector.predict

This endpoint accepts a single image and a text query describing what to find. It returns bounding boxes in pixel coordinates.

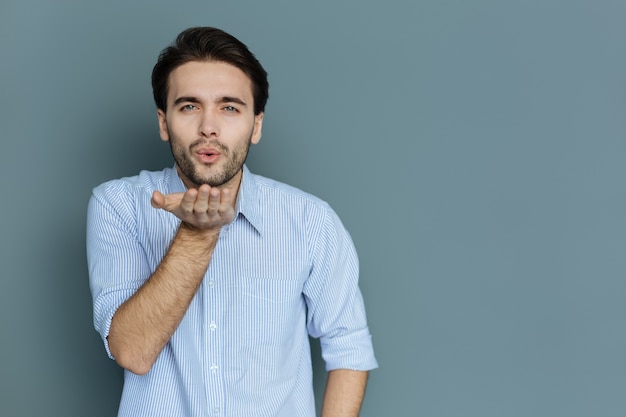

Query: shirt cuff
[320,327,378,371]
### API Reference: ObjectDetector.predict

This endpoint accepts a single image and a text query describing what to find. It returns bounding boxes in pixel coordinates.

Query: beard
[168,129,252,188]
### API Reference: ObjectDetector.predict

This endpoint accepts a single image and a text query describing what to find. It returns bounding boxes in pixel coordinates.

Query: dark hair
[152,27,269,115]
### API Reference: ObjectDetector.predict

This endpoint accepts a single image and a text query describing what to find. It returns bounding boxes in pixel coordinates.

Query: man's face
[157,60,263,189]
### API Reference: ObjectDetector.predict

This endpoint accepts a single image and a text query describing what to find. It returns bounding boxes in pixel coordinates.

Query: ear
[251,112,264,145]
[157,109,170,142]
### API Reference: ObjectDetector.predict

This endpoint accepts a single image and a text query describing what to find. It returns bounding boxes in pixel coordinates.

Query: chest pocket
[235,277,304,346]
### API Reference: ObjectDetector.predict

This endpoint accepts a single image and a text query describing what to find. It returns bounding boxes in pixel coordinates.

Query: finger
[180,189,198,214]
[218,189,232,214]
[152,191,185,210]
[206,187,222,214]
[155,192,184,211]
[194,184,211,213]
[151,191,165,209]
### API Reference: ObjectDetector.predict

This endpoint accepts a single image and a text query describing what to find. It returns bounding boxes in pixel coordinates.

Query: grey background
[1,1,625,416]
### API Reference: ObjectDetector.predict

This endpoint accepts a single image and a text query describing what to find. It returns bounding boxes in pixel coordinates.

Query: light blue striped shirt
[87,165,377,417]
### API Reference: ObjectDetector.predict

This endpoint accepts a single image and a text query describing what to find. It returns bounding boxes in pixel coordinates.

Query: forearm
[321,369,369,417]
[108,222,219,374]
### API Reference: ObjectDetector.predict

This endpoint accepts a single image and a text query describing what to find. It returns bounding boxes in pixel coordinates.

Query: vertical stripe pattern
[87,165,377,417]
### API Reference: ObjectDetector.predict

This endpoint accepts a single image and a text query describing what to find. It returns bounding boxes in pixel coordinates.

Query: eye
[181,104,198,112]
[223,105,239,113]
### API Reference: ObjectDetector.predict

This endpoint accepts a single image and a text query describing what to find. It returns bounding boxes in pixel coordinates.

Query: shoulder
[92,167,175,202]
[89,168,177,222]
[249,171,335,217]
[250,171,327,207]
[246,171,350,241]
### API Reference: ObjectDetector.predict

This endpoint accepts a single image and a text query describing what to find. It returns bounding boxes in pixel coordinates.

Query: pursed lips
[194,146,221,163]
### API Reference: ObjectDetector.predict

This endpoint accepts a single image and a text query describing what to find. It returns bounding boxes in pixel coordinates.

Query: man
[87,27,377,417]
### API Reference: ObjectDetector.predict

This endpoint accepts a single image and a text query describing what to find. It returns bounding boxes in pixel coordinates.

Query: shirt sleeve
[303,204,378,371]
[86,181,153,359]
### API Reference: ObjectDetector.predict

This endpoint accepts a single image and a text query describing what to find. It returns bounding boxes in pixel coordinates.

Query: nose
[199,109,219,138]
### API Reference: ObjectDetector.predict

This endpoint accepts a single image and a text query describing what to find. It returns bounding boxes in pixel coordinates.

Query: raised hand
[151,184,236,230]
[110,184,234,374]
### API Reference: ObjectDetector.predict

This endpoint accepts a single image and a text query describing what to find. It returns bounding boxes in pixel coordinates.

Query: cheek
[168,118,197,140]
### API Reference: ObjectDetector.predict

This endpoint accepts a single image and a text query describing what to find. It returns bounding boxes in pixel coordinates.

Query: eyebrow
[173,96,201,106]
[218,96,247,106]
[172,96,248,106]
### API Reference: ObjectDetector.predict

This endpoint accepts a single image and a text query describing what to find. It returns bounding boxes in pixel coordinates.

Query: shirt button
[213,407,220,414]
[209,322,217,331]
[209,280,215,288]
[210,364,218,372]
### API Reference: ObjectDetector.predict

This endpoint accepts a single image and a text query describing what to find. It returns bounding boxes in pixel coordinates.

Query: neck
[177,166,243,210]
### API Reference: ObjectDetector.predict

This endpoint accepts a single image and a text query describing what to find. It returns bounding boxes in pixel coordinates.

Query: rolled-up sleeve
[304,204,378,371]
[86,182,152,359]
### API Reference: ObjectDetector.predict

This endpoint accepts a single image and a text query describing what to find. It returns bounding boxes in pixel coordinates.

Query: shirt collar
[167,165,187,193]
[236,165,263,235]
[167,164,263,236]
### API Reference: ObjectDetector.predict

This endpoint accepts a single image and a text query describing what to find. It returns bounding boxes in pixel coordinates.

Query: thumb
[151,191,165,209]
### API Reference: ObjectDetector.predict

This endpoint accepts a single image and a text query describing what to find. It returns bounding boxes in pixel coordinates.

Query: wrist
[178,221,221,240]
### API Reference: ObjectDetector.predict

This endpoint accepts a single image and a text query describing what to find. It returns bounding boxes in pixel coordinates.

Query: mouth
[195,147,221,164]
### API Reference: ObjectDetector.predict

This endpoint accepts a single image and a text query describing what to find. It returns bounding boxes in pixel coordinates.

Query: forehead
[167,61,254,102]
